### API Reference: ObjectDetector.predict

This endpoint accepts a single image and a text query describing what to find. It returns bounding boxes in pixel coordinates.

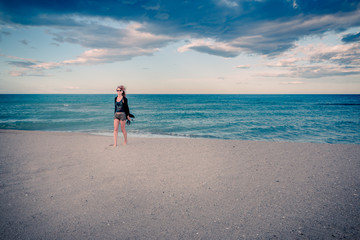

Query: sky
[0,0,360,94]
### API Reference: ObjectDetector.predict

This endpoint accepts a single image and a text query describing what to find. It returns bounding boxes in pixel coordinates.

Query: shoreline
[1,129,359,239]
[2,129,359,145]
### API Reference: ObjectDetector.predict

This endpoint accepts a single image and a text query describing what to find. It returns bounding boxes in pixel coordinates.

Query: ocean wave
[318,103,360,106]
[1,94,359,144]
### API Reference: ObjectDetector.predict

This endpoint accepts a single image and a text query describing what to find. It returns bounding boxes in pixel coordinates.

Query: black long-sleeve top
[114,96,130,117]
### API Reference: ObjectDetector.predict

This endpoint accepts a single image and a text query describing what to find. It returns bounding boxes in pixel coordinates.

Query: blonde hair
[116,85,126,96]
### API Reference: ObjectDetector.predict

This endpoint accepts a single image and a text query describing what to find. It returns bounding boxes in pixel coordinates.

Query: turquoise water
[0,94,359,144]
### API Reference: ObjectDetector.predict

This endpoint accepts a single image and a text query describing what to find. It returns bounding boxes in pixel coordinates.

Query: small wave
[90,130,191,139]
[318,103,360,106]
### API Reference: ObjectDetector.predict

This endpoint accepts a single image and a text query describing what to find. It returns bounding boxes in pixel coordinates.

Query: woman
[113,85,131,147]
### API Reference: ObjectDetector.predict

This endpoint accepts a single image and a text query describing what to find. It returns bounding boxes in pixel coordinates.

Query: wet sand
[1,130,359,239]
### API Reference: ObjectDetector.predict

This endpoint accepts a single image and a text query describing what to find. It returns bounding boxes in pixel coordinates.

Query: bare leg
[120,120,127,145]
[114,118,120,147]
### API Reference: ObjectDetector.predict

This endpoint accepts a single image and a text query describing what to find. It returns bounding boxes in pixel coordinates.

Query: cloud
[19,39,28,45]
[3,22,179,76]
[178,39,242,57]
[5,46,159,76]
[263,41,360,78]
[8,61,36,68]
[1,1,359,54]
[1,0,360,75]
[230,9,360,55]
[177,6,360,57]
[65,86,80,90]
[266,57,298,67]
[4,54,56,76]
[47,21,178,65]
[218,0,239,8]
[4,45,159,77]
[280,81,304,85]
[299,42,360,67]
[0,30,11,41]
[294,65,360,78]
[342,32,360,43]
[9,69,49,77]
[62,47,157,65]
[50,22,177,49]
[235,65,250,69]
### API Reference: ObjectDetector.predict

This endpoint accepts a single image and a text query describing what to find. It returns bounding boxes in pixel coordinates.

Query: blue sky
[0,0,359,94]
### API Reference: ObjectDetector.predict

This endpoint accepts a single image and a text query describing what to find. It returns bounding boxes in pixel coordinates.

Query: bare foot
[123,141,127,145]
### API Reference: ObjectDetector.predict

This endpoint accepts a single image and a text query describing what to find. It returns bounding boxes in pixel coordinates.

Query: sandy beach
[0,130,359,239]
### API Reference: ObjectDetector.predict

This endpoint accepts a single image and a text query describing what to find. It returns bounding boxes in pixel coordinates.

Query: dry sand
[0,130,359,239]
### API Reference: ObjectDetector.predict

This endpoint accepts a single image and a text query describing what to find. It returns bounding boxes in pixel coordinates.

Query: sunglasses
[116,89,123,92]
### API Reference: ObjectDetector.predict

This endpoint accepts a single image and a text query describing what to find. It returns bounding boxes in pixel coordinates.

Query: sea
[0,94,359,144]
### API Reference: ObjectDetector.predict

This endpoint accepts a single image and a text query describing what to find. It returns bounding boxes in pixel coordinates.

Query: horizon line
[1,93,359,95]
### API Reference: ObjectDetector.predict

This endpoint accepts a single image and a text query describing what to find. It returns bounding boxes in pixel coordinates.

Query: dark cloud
[235,65,250,69]
[48,23,176,50]
[296,66,360,78]
[20,39,29,45]
[342,32,360,43]
[189,46,239,58]
[0,30,11,41]
[1,0,359,56]
[8,61,36,68]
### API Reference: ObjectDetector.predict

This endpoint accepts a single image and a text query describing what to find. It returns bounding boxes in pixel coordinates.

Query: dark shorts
[114,112,127,121]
